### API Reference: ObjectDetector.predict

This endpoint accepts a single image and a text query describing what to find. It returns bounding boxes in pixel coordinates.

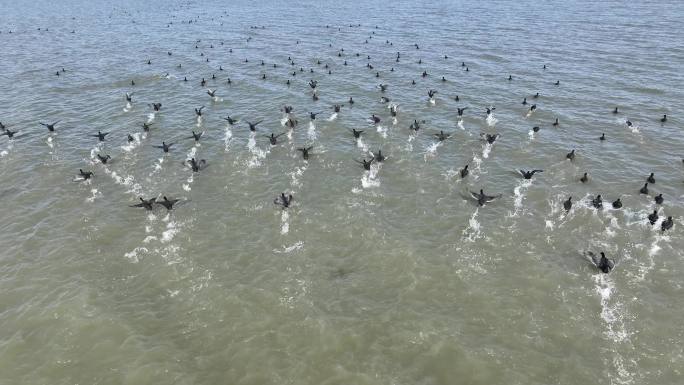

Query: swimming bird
[552,118,559,126]
[640,183,649,194]
[309,112,319,120]
[564,197,572,211]
[612,198,622,209]
[2,129,19,139]
[91,131,109,141]
[195,106,205,116]
[529,104,537,112]
[589,252,614,274]
[247,120,262,132]
[40,121,60,132]
[274,193,292,209]
[350,129,364,138]
[409,120,421,131]
[332,105,342,113]
[153,141,174,153]
[131,197,156,210]
[370,115,381,124]
[460,164,469,178]
[647,173,655,184]
[142,122,153,132]
[265,133,285,145]
[648,209,659,225]
[532,126,541,132]
[661,114,667,123]
[471,189,502,206]
[519,169,543,179]
[566,150,575,161]
[187,131,203,142]
[428,89,437,100]
[78,169,93,180]
[592,195,603,209]
[457,107,467,117]
[613,107,619,114]
[555,80,560,86]
[371,150,386,162]
[150,103,162,111]
[482,133,499,144]
[434,131,451,141]
[355,158,374,170]
[207,89,216,97]
[223,116,239,125]
[348,97,354,105]
[655,194,664,205]
[282,106,294,114]
[186,157,208,172]
[127,134,135,142]
[661,216,673,232]
[156,196,179,210]
[600,133,605,141]
[522,97,527,105]
[96,154,111,164]
[486,107,495,115]
[379,84,387,92]
[580,172,588,183]
[297,146,313,160]
[125,93,133,102]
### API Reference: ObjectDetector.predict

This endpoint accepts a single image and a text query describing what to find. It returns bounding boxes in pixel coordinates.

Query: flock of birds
[1,19,678,275]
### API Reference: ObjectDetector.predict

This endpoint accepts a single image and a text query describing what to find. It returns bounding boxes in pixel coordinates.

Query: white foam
[457,119,465,130]
[274,241,303,253]
[376,125,388,138]
[307,121,317,140]
[224,126,233,151]
[486,114,498,127]
[482,143,492,159]
[327,113,338,121]
[280,210,290,234]
[124,247,148,263]
[463,209,482,242]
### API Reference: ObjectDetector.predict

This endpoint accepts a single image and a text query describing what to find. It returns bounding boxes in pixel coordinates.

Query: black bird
[332,105,342,113]
[626,120,633,127]
[264,133,285,145]
[297,146,313,160]
[150,103,162,111]
[247,120,262,132]
[156,196,179,210]
[529,104,537,112]
[187,131,203,142]
[153,141,174,153]
[460,164,469,178]
[195,106,205,116]
[555,80,560,86]
[648,209,659,225]
[613,107,619,114]
[92,131,109,141]
[655,194,664,205]
[434,131,450,141]
[186,157,208,172]
[566,150,575,161]
[486,107,495,115]
[600,133,605,141]
[533,92,540,98]
[482,133,499,144]
[647,173,655,184]
[379,84,387,92]
[355,158,374,170]
[131,197,156,210]
[223,116,239,125]
[142,122,153,132]
[127,134,135,142]
[640,183,649,195]
[125,93,133,102]
[552,118,559,126]
[580,172,588,183]
[409,120,421,131]
[370,114,381,124]
[2,129,18,139]
[592,195,603,209]
[522,97,527,105]
[661,216,673,232]
[564,197,572,211]
[520,169,543,179]
[428,89,437,99]
[40,120,60,132]
[350,129,364,138]
[471,189,502,206]
[282,105,294,114]
[348,97,354,105]
[457,107,467,116]
[661,114,667,123]
[285,118,298,129]
[207,89,216,97]
[372,150,386,162]
[274,193,293,209]
[309,112,319,120]
[612,198,622,209]
[96,154,111,164]
[78,169,93,180]
[589,252,614,274]
[532,126,541,133]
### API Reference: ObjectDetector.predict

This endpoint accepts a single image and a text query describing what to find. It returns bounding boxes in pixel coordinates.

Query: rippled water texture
[1,0,683,384]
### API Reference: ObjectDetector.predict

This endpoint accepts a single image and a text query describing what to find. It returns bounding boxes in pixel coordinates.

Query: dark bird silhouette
[247,120,263,132]
[131,197,156,210]
[564,197,572,211]
[519,169,543,179]
[96,154,111,164]
[274,193,293,209]
[156,196,179,210]
[297,146,313,160]
[91,131,109,141]
[264,133,285,145]
[153,141,174,153]
[471,189,502,206]
[40,121,60,132]
[187,131,203,142]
